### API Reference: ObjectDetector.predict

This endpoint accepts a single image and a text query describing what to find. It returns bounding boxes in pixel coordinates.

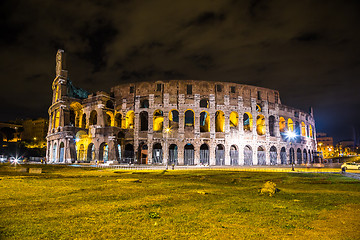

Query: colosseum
[46,50,317,166]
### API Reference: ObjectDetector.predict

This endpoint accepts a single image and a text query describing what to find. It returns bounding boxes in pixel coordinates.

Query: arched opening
[81,113,86,128]
[200,144,209,165]
[139,144,147,164]
[106,100,114,109]
[105,112,112,127]
[184,144,194,165]
[230,145,239,165]
[279,117,286,133]
[140,111,149,131]
[169,144,178,165]
[270,146,277,165]
[89,110,97,126]
[215,111,225,132]
[169,110,179,129]
[59,142,65,163]
[200,111,210,132]
[269,115,275,136]
[184,110,194,127]
[99,142,108,163]
[280,147,287,164]
[303,149,308,164]
[309,125,313,138]
[301,122,306,136]
[123,111,134,129]
[289,148,295,165]
[140,99,149,108]
[297,148,302,164]
[256,104,262,112]
[257,146,266,165]
[200,99,209,108]
[288,118,294,132]
[243,112,253,132]
[256,114,266,135]
[70,102,83,127]
[52,142,57,162]
[152,143,163,164]
[295,121,300,137]
[114,113,122,128]
[124,144,134,164]
[153,110,164,132]
[77,144,85,162]
[244,145,253,165]
[230,111,239,128]
[215,144,225,165]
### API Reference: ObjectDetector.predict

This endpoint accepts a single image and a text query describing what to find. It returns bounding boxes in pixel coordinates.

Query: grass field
[1,164,360,240]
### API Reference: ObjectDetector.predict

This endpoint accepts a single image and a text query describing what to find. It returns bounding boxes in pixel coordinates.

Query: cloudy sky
[1,0,359,143]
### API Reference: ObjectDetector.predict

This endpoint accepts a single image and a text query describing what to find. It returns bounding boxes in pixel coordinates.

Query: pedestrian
[342,166,346,173]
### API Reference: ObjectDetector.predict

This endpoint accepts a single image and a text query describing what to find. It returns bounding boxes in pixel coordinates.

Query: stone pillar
[209,142,216,165]
[225,144,230,165]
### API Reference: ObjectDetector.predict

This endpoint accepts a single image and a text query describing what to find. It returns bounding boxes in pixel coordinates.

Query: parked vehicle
[341,162,360,170]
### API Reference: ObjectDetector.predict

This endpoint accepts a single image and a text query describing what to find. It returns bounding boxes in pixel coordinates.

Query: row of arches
[51,139,315,166]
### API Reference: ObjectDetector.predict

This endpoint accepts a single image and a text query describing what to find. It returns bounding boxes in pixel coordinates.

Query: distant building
[316,133,334,158]
[22,118,48,142]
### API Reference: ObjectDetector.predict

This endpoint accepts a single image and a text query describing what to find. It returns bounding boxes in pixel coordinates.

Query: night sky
[1,0,359,143]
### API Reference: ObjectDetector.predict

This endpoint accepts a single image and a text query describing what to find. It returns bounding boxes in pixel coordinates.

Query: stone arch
[124,143,134,164]
[87,143,95,162]
[125,111,135,129]
[257,146,266,165]
[184,143,194,165]
[256,114,266,135]
[70,102,83,127]
[78,144,85,162]
[105,112,113,127]
[59,142,65,163]
[169,144,178,165]
[140,111,149,131]
[81,113,87,128]
[137,143,147,164]
[279,116,286,132]
[230,145,239,165]
[301,122,306,136]
[309,125,313,138]
[153,109,164,132]
[244,145,253,165]
[297,148,302,164]
[280,147,287,164]
[152,143,163,164]
[200,98,209,108]
[269,115,275,136]
[54,111,60,129]
[114,113,122,128]
[229,111,239,128]
[200,143,209,165]
[200,111,210,132]
[303,149,308,164]
[215,110,225,132]
[52,142,57,162]
[288,118,294,132]
[184,109,195,127]
[215,144,225,165]
[243,112,253,132]
[89,110,97,126]
[169,109,179,129]
[99,142,108,162]
[270,146,277,165]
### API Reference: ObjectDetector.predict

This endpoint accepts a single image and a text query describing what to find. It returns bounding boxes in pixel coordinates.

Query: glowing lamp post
[286,130,297,171]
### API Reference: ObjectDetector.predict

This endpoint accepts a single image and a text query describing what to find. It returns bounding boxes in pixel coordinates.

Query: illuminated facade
[46,50,317,165]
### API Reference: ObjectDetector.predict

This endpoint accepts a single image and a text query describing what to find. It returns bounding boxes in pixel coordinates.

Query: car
[341,162,360,170]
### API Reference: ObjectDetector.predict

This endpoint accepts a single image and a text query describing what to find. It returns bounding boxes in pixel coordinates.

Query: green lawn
[1,164,360,240]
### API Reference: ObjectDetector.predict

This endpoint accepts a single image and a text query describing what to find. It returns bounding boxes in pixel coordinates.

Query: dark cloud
[0,0,360,142]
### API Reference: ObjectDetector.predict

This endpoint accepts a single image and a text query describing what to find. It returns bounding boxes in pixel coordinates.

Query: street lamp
[286,130,297,171]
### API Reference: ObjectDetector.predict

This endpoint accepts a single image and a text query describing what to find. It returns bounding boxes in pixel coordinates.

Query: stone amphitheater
[46,50,317,166]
